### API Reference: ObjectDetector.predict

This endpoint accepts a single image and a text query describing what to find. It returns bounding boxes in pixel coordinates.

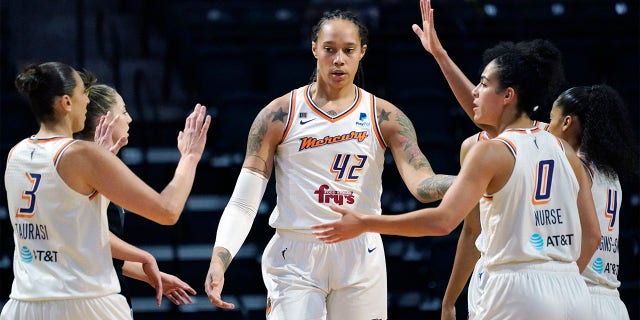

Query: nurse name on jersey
[533,207,564,226]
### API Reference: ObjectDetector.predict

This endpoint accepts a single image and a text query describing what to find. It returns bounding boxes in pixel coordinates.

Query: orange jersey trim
[303,85,363,123]
[53,140,76,166]
[88,190,100,200]
[370,95,386,149]
[494,137,517,156]
[280,89,297,143]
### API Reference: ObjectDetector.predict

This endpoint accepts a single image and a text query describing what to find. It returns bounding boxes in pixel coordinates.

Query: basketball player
[75,75,197,307]
[312,35,601,319]
[2,62,209,319]
[411,1,601,318]
[548,85,637,320]
[204,9,455,319]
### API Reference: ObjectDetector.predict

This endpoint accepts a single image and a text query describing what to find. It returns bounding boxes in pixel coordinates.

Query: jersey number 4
[16,172,42,218]
[604,189,618,232]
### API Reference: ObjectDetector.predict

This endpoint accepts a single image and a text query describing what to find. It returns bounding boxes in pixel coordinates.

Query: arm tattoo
[216,249,232,271]
[247,111,268,155]
[395,110,432,171]
[377,108,391,123]
[270,107,288,123]
[417,174,456,203]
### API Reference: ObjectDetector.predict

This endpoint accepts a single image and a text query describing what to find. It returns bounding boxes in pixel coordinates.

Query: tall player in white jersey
[204,9,455,320]
[312,22,602,319]
[548,85,638,320]
[2,62,210,320]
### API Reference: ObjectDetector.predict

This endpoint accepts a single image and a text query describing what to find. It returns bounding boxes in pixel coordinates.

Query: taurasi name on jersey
[15,223,49,240]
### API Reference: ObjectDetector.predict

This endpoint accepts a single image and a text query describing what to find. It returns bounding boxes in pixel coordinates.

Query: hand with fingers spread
[159,272,197,305]
[177,104,211,160]
[412,0,446,58]
[311,205,369,244]
[94,111,128,155]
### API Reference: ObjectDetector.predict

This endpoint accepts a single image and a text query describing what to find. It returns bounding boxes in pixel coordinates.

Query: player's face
[107,93,132,147]
[471,60,505,127]
[70,71,90,133]
[312,19,366,89]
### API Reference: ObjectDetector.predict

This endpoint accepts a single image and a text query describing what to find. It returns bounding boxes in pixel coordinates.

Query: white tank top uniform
[474,127,591,319]
[467,121,548,319]
[581,164,630,319]
[1,136,130,320]
[261,84,388,320]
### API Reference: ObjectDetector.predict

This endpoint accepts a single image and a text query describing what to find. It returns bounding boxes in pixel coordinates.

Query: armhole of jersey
[371,95,387,149]
[579,157,595,182]
[555,137,565,152]
[493,137,517,158]
[53,139,78,167]
[279,89,297,143]
[7,142,21,161]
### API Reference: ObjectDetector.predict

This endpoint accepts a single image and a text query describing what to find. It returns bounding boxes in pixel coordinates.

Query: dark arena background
[0,1,638,319]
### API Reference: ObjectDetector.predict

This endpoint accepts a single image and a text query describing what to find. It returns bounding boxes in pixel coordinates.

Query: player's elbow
[153,207,181,225]
[431,220,458,236]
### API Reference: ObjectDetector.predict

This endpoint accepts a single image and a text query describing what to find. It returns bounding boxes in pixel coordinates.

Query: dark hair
[481,39,566,118]
[74,76,119,141]
[309,9,368,87]
[555,85,639,178]
[14,62,78,123]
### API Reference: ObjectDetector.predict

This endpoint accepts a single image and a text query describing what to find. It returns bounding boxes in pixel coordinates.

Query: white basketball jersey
[478,127,581,270]
[581,164,622,289]
[474,120,549,253]
[5,136,119,300]
[270,85,386,232]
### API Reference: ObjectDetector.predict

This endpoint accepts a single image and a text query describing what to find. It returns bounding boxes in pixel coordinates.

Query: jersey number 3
[16,172,42,218]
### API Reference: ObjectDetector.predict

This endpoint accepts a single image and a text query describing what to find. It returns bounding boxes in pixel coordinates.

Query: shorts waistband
[487,260,579,274]
[587,284,621,297]
[276,229,323,242]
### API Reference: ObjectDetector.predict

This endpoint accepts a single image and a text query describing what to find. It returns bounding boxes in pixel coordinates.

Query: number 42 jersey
[270,84,387,232]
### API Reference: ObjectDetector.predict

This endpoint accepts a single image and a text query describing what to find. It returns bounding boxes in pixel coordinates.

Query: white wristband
[214,168,268,258]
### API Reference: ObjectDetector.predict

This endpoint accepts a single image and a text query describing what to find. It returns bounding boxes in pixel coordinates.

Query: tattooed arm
[205,95,289,309]
[377,98,455,203]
